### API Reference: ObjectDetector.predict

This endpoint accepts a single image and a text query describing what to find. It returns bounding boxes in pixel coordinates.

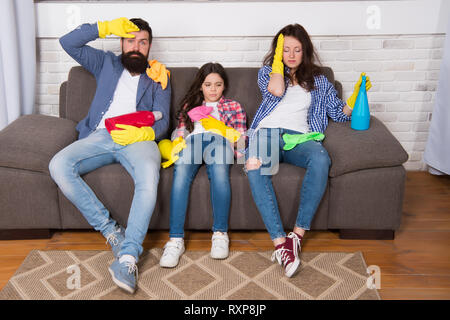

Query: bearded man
[49,18,171,294]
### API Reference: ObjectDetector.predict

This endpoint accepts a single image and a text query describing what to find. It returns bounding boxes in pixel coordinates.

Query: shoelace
[163,241,183,258]
[125,261,138,280]
[287,232,302,253]
[271,247,293,267]
[106,233,119,246]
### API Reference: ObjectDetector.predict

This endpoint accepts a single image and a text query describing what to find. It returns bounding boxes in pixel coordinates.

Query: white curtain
[424,21,450,175]
[0,0,36,130]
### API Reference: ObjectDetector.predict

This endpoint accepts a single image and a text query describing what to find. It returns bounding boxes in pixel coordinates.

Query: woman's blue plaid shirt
[247,65,351,148]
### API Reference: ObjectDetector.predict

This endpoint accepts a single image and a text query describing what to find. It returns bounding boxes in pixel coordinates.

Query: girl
[245,24,364,278]
[160,62,247,268]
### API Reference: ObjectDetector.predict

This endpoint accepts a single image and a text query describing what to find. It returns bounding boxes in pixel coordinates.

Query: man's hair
[129,18,153,44]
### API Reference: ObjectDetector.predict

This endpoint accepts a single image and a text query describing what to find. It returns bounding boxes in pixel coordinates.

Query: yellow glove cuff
[270,61,285,77]
[346,92,358,109]
[97,21,108,38]
[141,126,155,141]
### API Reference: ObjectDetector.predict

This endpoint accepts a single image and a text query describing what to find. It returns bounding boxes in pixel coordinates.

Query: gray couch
[0,66,408,240]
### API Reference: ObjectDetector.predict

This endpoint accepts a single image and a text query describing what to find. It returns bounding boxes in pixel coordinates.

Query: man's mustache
[123,51,146,59]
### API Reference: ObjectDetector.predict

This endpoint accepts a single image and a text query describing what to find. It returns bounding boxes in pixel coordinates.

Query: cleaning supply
[110,125,155,146]
[158,137,187,168]
[347,72,372,109]
[200,116,241,143]
[97,17,139,38]
[282,132,325,150]
[187,105,214,122]
[105,110,162,134]
[146,60,170,90]
[351,75,370,131]
[270,34,285,77]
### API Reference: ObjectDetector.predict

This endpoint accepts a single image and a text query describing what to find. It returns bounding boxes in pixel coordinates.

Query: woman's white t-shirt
[257,84,311,133]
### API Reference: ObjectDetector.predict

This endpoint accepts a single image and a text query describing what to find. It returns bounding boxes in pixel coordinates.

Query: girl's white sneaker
[160,238,185,268]
[210,232,229,259]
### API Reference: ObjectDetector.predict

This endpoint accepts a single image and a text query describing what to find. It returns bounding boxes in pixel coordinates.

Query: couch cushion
[323,116,409,177]
[0,114,78,174]
[224,68,261,126]
[0,167,62,229]
[64,67,97,123]
[167,68,199,136]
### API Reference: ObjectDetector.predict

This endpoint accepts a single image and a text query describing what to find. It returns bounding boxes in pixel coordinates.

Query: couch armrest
[323,116,409,177]
[0,115,78,174]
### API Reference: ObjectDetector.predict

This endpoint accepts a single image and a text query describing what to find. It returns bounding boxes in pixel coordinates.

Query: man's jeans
[49,129,161,262]
[169,132,234,238]
[246,128,331,240]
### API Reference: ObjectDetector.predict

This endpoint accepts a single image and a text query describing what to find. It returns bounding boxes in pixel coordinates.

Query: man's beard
[121,51,148,74]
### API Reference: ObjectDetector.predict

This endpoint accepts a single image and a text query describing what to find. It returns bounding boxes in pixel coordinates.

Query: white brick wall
[36,33,445,171]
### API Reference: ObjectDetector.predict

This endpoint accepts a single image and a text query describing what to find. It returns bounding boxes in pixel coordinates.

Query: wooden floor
[0,171,449,300]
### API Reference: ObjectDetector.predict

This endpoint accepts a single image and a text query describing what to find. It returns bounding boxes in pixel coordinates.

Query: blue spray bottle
[351,75,370,130]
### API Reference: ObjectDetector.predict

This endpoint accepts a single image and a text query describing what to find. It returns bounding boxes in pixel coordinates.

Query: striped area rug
[0,249,380,300]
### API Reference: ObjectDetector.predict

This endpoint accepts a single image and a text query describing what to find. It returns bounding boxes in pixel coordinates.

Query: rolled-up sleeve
[324,77,351,123]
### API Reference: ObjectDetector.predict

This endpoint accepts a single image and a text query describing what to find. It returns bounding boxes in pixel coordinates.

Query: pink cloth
[187,106,215,122]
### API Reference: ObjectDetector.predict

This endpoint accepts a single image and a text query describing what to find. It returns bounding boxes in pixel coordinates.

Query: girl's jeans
[49,129,161,262]
[169,132,234,238]
[246,128,330,240]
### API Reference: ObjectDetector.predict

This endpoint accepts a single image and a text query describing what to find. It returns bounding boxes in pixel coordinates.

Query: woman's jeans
[49,129,161,262]
[169,132,234,238]
[246,128,331,240]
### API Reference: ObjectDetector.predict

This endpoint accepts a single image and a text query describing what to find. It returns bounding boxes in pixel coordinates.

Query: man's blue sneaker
[108,257,138,294]
[105,226,126,259]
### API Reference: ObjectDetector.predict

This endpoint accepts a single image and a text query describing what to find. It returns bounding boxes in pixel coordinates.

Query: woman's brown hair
[263,24,322,91]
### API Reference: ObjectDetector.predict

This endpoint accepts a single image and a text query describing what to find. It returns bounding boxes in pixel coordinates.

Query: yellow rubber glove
[270,34,285,77]
[200,116,241,143]
[97,17,139,38]
[346,72,372,109]
[110,124,155,146]
[158,137,186,168]
[172,136,186,155]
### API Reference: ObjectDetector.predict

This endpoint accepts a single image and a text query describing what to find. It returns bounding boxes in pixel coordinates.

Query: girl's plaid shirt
[174,96,247,157]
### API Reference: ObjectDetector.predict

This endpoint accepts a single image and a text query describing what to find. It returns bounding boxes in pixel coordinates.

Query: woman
[245,24,362,278]
[160,62,247,268]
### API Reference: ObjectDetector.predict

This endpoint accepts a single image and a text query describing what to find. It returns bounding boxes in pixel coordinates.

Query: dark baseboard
[339,229,395,240]
[0,228,396,241]
[0,229,53,240]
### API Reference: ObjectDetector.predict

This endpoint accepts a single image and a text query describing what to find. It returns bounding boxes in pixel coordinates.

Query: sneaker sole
[108,267,135,294]
[210,251,229,260]
[159,260,179,268]
[285,258,301,278]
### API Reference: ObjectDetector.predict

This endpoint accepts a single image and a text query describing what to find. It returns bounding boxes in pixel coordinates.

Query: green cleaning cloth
[282,132,325,150]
